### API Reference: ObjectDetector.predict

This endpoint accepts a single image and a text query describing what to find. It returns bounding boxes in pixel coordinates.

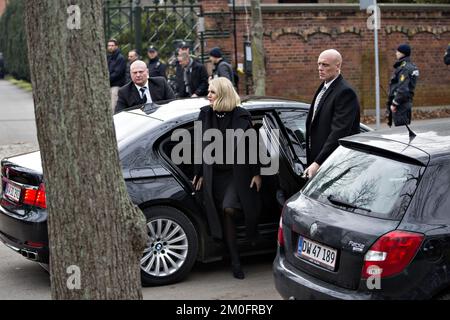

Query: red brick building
[0,0,7,16]
[201,1,450,112]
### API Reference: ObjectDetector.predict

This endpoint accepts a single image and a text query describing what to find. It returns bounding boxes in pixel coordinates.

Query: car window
[260,113,304,176]
[255,112,306,199]
[262,114,295,167]
[276,109,308,159]
[302,146,424,220]
[407,162,450,223]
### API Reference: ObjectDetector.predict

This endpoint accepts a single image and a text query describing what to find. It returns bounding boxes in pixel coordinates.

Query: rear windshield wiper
[327,195,372,213]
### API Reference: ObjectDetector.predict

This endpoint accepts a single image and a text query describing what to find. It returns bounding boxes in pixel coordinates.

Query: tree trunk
[250,0,266,96]
[24,0,147,300]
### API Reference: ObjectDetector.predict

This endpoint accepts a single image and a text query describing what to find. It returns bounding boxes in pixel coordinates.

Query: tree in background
[0,0,30,80]
[24,0,147,299]
[250,0,266,96]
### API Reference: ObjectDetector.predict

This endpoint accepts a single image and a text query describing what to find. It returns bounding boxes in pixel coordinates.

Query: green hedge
[0,0,30,81]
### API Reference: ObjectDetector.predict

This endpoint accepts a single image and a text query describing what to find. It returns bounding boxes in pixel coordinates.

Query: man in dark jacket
[304,49,360,178]
[209,47,234,84]
[125,49,140,83]
[115,60,175,114]
[386,44,419,127]
[147,45,167,79]
[175,52,209,98]
[107,39,127,111]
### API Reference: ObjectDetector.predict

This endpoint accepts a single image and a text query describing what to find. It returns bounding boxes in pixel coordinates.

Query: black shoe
[231,264,245,279]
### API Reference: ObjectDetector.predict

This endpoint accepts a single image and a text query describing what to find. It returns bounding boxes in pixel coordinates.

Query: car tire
[140,206,198,286]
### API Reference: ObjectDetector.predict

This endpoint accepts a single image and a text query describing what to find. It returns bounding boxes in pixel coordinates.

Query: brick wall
[0,0,7,16]
[201,2,450,111]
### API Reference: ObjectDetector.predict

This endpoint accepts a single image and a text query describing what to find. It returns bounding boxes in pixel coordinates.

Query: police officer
[386,44,419,127]
[147,45,167,79]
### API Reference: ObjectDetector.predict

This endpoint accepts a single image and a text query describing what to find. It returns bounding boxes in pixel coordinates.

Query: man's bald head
[130,60,147,71]
[320,49,342,65]
[317,49,342,82]
[130,60,149,86]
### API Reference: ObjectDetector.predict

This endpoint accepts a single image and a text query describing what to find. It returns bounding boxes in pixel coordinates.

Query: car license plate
[297,236,337,270]
[5,182,21,202]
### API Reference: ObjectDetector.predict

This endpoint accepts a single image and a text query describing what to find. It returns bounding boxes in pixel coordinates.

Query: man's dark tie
[140,87,147,104]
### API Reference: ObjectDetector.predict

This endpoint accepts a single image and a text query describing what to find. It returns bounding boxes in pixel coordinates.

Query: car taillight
[23,183,46,209]
[361,230,424,279]
[25,241,45,248]
[277,216,284,248]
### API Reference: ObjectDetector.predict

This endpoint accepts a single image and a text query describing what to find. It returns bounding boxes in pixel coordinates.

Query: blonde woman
[192,77,261,279]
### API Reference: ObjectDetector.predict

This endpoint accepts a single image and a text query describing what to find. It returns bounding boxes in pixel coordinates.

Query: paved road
[142,254,280,300]
[0,243,280,300]
[0,245,50,300]
[0,80,37,145]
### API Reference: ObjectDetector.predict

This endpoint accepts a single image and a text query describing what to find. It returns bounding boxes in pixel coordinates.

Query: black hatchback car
[0,96,369,286]
[274,121,450,300]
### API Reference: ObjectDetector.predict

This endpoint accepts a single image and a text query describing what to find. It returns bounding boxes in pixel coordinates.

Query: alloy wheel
[141,218,189,277]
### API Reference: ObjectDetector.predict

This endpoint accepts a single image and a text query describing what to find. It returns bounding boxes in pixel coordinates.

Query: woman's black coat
[195,106,261,240]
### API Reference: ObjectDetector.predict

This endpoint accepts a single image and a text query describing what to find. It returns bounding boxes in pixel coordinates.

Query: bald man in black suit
[304,49,360,178]
[115,60,175,114]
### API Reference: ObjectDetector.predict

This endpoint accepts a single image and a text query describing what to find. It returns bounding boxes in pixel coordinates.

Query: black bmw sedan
[0,96,369,286]
[274,121,450,300]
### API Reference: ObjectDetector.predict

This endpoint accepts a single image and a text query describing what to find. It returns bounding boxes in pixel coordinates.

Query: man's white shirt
[135,81,153,103]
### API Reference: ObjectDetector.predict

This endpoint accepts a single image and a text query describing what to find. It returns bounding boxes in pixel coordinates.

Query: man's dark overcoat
[115,76,175,114]
[306,74,360,166]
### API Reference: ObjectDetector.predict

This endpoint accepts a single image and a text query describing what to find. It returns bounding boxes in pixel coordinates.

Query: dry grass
[6,76,32,92]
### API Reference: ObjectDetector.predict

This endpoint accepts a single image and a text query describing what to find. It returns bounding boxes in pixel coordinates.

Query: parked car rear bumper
[273,251,372,300]
[0,205,49,263]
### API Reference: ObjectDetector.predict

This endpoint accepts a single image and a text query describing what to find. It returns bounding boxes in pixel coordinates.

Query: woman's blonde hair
[209,77,241,112]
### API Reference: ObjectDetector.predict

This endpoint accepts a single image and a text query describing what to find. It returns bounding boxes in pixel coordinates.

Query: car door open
[259,111,307,205]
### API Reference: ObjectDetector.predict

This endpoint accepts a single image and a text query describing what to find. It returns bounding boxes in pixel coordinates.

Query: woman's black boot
[231,264,245,279]
[224,208,245,279]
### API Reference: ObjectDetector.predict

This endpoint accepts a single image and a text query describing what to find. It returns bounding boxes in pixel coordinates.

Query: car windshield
[302,146,424,220]
[114,111,162,144]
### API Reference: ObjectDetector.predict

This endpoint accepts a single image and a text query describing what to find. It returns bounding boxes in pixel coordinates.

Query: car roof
[123,97,309,121]
[340,121,450,165]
